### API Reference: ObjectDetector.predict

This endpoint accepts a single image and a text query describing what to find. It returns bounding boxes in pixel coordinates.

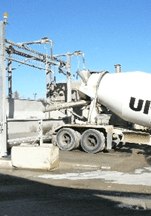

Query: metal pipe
[6,46,45,62]
[66,53,72,102]
[6,46,59,66]
[114,64,121,73]
[6,39,66,65]
[82,53,85,70]
[46,56,51,98]
[6,57,47,71]
[43,100,90,112]
[7,136,51,147]
[6,39,46,56]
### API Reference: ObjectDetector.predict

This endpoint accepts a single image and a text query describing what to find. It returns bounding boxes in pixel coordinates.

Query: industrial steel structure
[0,13,85,157]
[2,13,151,156]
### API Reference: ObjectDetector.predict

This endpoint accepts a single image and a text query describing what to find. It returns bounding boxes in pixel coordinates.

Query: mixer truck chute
[45,70,151,153]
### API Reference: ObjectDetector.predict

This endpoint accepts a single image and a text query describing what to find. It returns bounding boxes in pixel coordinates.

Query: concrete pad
[11,144,59,170]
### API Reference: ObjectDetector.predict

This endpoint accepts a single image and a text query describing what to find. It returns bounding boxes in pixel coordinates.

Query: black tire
[75,131,81,148]
[81,129,105,153]
[56,128,80,151]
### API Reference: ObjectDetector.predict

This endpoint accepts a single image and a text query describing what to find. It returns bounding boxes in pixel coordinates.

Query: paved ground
[1,143,151,215]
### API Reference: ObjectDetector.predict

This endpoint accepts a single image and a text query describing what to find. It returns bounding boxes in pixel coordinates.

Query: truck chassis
[52,124,151,154]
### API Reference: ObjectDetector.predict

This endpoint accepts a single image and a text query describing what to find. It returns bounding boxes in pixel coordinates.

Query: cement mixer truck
[44,70,151,153]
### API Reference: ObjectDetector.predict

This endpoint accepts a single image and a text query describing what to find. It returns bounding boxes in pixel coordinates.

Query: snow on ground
[37,166,151,186]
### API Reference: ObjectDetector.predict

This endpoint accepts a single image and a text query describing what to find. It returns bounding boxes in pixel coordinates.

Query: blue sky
[1,0,151,99]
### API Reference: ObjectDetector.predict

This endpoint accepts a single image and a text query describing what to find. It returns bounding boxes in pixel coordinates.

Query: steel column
[0,21,7,157]
[66,53,72,123]
[46,55,51,98]
[66,53,71,102]
[7,51,12,98]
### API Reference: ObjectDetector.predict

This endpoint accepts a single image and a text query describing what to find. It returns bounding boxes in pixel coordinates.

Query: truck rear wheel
[56,128,80,151]
[81,129,105,153]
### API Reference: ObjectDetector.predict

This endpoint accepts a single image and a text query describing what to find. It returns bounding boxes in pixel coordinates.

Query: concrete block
[0,159,12,168]
[11,145,59,170]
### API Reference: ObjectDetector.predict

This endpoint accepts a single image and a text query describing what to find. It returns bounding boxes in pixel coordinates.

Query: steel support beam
[0,21,7,157]
[7,51,12,98]
[66,53,72,123]
[66,52,71,103]
[46,55,51,98]
[6,39,64,65]
[6,57,47,71]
